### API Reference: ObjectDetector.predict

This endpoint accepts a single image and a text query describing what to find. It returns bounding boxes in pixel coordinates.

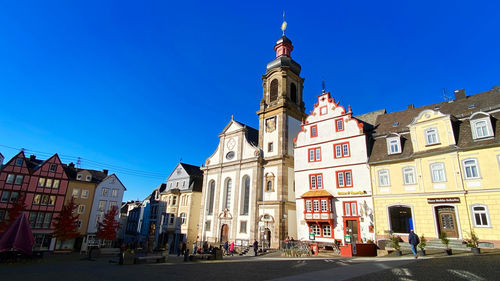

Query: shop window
[388,205,413,233]
[310,224,321,236]
[322,224,332,237]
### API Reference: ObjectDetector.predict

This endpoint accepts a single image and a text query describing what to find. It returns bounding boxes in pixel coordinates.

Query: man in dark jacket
[253,240,259,256]
[408,229,420,258]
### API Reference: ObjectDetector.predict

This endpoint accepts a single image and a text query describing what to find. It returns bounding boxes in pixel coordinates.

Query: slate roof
[232,120,259,147]
[373,89,500,137]
[62,164,109,184]
[369,88,500,164]
[179,163,202,176]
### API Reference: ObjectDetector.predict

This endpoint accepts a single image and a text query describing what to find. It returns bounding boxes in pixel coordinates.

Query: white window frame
[402,166,416,185]
[425,127,440,145]
[81,189,89,199]
[387,137,401,154]
[305,200,312,212]
[310,224,321,236]
[471,204,491,227]
[320,200,328,212]
[430,162,446,182]
[322,224,332,237]
[378,169,390,187]
[470,117,493,140]
[72,189,80,198]
[313,200,319,212]
[463,158,481,179]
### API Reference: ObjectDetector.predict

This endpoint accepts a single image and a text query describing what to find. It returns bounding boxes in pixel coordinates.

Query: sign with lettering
[337,191,367,195]
[427,197,460,204]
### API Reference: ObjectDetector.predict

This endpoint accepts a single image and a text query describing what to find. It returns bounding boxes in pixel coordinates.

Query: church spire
[274,14,293,58]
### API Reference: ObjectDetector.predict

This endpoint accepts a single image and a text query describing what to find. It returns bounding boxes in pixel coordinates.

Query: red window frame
[305,200,312,213]
[343,201,358,217]
[308,147,321,162]
[320,106,328,116]
[310,125,318,138]
[333,142,350,158]
[309,173,323,190]
[335,118,344,132]
[336,170,353,188]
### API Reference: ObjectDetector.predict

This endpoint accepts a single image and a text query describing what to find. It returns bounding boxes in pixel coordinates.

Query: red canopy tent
[0,213,35,255]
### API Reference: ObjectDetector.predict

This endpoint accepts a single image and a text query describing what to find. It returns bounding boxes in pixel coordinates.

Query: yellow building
[158,163,203,253]
[61,164,108,250]
[369,87,500,248]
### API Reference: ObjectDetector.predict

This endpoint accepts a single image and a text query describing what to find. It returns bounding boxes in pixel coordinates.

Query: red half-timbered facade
[0,151,69,251]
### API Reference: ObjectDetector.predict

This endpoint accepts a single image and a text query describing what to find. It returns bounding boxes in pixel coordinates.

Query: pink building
[0,151,69,251]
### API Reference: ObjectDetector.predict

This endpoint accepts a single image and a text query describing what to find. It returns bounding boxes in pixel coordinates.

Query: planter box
[444,249,452,255]
[123,253,135,265]
[471,247,481,255]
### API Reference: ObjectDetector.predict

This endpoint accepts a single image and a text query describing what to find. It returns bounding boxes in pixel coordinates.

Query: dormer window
[470,115,493,140]
[387,137,401,154]
[15,158,23,166]
[77,174,83,180]
[425,128,440,145]
[86,175,92,181]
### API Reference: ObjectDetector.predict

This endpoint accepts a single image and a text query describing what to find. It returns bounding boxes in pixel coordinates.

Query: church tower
[256,20,307,248]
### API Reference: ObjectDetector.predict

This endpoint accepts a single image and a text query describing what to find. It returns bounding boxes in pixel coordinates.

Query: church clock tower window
[291,83,297,103]
[270,79,278,102]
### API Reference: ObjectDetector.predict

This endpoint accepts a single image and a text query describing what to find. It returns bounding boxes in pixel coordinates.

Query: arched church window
[290,83,297,103]
[270,79,278,102]
[207,180,215,215]
[240,176,250,215]
[224,178,232,209]
[266,180,273,192]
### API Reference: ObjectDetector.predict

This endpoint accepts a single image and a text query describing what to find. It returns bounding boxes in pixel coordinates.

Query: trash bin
[214,248,223,260]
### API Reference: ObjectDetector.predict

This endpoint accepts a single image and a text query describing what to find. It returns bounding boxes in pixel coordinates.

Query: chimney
[407,104,414,109]
[30,155,36,161]
[454,89,466,100]
[68,162,75,168]
[103,169,109,175]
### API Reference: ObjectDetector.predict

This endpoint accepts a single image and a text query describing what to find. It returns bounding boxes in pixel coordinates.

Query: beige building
[61,163,108,250]
[158,163,203,252]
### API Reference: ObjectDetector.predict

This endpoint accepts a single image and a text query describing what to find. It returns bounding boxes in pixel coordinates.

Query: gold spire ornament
[281,11,287,35]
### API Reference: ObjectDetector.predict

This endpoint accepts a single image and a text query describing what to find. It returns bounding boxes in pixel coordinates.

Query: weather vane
[281,11,287,35]
[322,78,326,93]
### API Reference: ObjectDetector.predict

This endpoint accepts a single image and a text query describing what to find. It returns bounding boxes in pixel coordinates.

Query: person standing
[224,241,229,255]
[253,240,259,256]
[408,229,420,259]
[230,241,235,256]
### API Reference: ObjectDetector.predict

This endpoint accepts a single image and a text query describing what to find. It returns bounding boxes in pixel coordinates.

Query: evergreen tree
[97,206,120,245]
[53,198,80,245]
[0,192,27,233]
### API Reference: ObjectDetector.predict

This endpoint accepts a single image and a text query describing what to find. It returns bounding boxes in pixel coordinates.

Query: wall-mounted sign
[337,191,367,195]
[427,197,460,204]
[309,233,315,240]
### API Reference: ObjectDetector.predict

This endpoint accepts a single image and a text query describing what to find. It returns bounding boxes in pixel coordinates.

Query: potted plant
[417,234,427,256]
[389,235,402,256]
[465,231,480,255]
[122,248,135,265]
[440,232,452,255]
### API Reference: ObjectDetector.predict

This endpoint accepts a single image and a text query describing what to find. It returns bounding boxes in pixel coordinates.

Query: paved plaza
[1,251,499,281]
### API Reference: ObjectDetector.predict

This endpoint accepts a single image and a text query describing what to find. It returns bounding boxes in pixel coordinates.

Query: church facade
[198,30,306,249]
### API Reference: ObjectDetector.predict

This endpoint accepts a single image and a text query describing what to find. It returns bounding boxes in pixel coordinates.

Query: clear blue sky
[1,0,498,201]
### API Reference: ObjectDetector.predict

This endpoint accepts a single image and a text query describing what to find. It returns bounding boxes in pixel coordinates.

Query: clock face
[227,138,236,150]
[226,151,235,160]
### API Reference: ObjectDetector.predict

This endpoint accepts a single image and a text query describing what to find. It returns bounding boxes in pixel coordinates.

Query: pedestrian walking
[253,240,259,256]
[230,241,235,256]
[408,229,420,258]
[224,241,229,255]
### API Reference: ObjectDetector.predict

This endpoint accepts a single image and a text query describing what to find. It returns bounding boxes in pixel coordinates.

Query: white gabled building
[294,91,378,245]
[87,174,126,246]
